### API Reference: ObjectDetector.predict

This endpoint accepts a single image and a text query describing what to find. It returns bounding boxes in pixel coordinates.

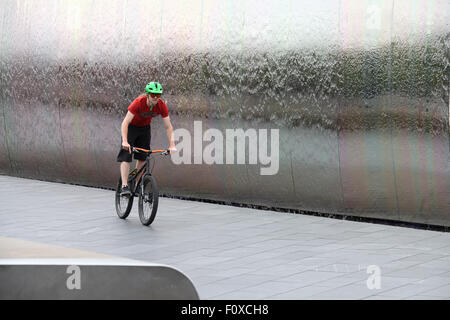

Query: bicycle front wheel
[138,175,159,226]
[115,177,133,219]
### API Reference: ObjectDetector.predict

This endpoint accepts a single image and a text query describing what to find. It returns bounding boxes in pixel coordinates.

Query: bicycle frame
[127,147,169,196]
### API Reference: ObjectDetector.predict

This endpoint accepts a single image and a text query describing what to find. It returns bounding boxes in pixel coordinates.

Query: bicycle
[115,147,169,226]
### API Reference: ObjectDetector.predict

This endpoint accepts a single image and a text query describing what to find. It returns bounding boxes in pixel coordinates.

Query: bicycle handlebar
[132,147,170,156]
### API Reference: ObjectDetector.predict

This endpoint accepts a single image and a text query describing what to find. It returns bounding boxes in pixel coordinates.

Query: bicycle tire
[115,177,133,219]
[138,175,159,226]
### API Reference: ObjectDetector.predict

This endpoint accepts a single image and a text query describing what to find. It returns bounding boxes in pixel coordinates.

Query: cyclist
[117,81,176,196]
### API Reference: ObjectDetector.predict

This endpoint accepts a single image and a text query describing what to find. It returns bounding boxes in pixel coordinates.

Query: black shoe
[120,185,131,196]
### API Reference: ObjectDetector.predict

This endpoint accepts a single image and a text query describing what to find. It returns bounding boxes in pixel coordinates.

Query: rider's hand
[122,141,131,154]
[168,146,177,154]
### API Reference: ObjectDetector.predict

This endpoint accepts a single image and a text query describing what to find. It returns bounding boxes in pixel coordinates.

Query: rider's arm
[121,111,135,152]
[162,116,176,152]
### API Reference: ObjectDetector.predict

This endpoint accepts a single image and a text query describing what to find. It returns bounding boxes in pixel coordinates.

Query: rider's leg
[132,124,150,186]
[136,160,146,185]
[117,124,138,188]
[120,161,130,187]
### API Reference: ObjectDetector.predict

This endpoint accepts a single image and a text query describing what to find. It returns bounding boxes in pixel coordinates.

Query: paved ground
[1,175,449,300]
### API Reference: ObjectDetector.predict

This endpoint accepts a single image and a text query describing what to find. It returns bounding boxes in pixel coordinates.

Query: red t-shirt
[128,95,169,126]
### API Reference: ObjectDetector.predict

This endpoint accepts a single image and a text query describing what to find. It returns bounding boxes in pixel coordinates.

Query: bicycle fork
[140,174,154,203]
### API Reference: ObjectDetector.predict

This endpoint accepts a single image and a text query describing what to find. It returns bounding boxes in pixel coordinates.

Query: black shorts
[117,124,151,162]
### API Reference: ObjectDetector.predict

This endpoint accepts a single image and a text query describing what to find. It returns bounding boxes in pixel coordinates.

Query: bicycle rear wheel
[115,177,133,219]
[138,175,159,226]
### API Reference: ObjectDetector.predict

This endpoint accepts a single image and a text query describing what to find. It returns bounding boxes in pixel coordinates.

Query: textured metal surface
[0,259,199,300]
[0,0,448,226]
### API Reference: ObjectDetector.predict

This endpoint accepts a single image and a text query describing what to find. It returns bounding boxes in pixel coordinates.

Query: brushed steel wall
[0,1,448,226]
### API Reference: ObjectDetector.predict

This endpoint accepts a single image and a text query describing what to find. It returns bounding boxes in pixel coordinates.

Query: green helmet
[145,82,163,94]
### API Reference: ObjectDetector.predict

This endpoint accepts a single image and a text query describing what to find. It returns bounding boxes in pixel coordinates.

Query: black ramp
[0,259,199,300]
